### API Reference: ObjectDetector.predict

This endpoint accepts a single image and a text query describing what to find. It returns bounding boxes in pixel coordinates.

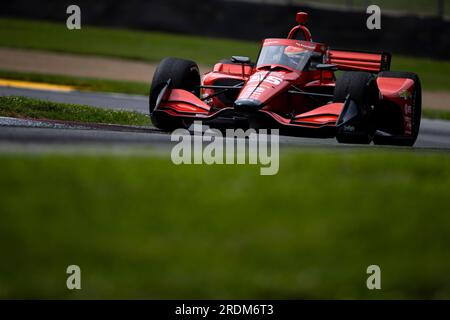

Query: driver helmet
[283,46,307,67]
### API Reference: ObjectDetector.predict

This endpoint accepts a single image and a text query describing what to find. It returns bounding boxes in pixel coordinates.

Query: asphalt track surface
[1,86,450,151]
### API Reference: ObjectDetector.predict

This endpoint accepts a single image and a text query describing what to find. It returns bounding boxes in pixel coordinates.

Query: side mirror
[231,56,251,64]
[316,64,338,71]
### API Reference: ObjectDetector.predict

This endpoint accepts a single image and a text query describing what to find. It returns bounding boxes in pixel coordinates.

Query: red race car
[149,12,421,145]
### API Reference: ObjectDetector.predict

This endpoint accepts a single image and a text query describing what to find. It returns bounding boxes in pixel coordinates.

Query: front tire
[373,71,421,146]
[149,57,200,131]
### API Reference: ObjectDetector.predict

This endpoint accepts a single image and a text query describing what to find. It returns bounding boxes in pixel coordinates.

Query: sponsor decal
[263,39,283,46]
[241,86,265,99]
[343,125,355,132]
[399,89,412,100]
[298,42,316,51]
[404,104,413,135]
[243,72,283,99]
[248,73,283,86]
[404,104,412,115]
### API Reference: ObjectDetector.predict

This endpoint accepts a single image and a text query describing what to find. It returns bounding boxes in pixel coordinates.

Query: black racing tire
[149,57,200,131]
[373,71,421,147]
[334,72,379,144]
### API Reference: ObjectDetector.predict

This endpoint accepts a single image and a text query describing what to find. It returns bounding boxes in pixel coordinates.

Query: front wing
[152,85,348,137]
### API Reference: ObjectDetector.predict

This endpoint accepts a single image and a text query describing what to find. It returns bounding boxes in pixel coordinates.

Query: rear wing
[329,49,391,73]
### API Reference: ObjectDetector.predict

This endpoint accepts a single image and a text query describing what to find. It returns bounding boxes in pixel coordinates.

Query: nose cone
[234,99,263,113]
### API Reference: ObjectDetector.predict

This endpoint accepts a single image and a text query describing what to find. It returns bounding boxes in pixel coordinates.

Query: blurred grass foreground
[0,150,449,299]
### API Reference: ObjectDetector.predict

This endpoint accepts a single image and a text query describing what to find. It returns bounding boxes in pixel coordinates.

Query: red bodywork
[154,14,416,139]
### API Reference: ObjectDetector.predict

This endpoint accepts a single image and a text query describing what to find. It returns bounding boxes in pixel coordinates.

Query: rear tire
[373,71,421,146]
[334,72,379,144]
[149,57,200,131]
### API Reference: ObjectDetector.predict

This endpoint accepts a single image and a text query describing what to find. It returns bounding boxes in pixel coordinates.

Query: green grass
[0,96,150,126]
[0,18,449,91]
[423,108,450,121]
[0,70,149,95]
[299,0,450,16]
[0,18,257,66]
[391,56,450,92]
[0,151,449,299]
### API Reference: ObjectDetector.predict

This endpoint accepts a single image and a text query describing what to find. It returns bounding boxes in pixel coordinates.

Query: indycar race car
[149,12,421,145]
